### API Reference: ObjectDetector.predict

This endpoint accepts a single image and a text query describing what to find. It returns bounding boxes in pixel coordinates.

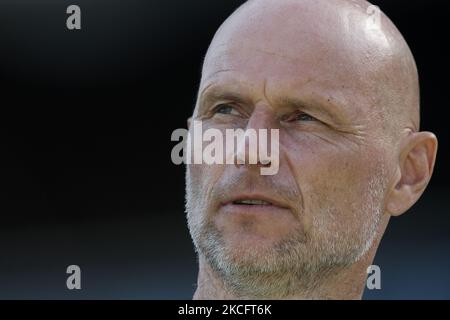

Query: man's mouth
[219,194,291,217]
[222,194,289,209]
[232,199,273,206]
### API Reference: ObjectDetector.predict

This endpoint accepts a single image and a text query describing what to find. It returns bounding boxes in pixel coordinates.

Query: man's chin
[213,210,305,246]
[201,226,307,271]
[221,234,280,259]
[208,242,282,274]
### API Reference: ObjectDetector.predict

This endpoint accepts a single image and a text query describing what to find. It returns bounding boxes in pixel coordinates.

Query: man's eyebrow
[198,87,249,110]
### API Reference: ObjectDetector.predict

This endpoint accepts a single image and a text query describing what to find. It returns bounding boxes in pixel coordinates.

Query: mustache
[210,169,302,211]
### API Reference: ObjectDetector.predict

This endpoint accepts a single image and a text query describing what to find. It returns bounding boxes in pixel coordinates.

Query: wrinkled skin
[185,0,437,299]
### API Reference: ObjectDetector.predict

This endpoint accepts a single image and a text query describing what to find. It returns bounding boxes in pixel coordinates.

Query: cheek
[285,137,386,230]
[187,164,225,209]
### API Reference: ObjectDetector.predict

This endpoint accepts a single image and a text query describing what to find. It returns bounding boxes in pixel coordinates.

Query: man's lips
[221,194,290,210]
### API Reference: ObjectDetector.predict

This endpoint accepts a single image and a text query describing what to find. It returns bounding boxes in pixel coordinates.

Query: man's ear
[386,131,438,217]
[187,117,192,129]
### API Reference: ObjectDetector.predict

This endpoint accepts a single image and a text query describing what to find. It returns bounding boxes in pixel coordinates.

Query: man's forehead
[201,14,391,96]
[200,43,376,112]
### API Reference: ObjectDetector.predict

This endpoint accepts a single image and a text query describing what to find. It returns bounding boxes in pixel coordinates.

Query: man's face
[186,1,396,293]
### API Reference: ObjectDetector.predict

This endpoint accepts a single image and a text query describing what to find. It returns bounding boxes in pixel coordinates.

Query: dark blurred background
[0,0,448,299]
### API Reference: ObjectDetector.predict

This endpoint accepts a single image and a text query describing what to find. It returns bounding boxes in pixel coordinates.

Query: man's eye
[295,113,316,122]
[283,111,317,122]
[214,104,240,116]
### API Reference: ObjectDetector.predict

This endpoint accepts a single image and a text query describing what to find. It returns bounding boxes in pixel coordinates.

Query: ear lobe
[386,131,438,217]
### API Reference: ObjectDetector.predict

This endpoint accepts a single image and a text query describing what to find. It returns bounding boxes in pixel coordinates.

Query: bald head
[201,0,420,136]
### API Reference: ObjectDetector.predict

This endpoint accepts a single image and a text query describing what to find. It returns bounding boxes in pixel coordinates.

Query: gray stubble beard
[185,167,385,299]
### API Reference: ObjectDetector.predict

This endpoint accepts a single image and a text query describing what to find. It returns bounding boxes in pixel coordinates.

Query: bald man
[185,0,438,299]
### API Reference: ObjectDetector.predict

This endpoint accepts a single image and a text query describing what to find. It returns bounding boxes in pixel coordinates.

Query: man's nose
[234,106,277,168]
[247,105,276,131]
